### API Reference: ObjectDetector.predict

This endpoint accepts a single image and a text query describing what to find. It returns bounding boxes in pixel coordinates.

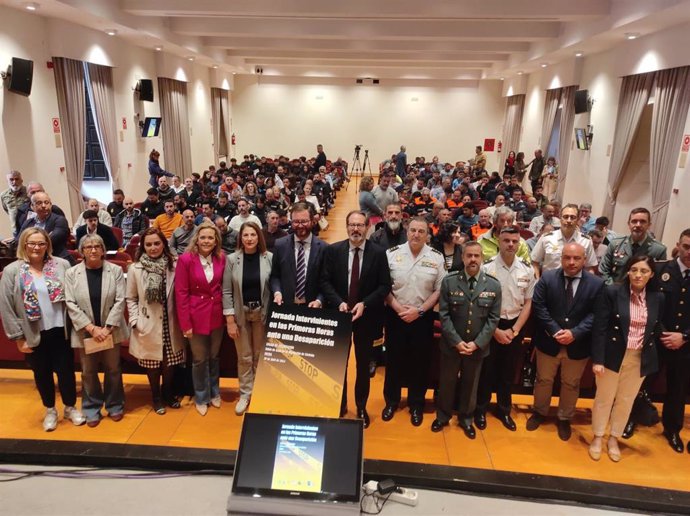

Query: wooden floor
[1,180,689,494]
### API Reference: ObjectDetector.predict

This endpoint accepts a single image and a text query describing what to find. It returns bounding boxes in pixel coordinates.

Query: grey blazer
[0,257,72,348]
[64,261,129,348]
[222,250,273,326]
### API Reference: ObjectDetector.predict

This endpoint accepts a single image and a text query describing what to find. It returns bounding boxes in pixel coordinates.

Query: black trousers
[436,346,483,425]
[476,318,521,416]
[662,356,690,433]
[25,327,77,408]
[341,324,374,412]
[383,307,434,411]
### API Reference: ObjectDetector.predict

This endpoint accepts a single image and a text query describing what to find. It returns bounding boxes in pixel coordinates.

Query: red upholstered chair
[111,226,124,248]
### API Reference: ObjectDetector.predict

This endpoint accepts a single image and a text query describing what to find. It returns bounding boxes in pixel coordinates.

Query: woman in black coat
[589,255,664,462]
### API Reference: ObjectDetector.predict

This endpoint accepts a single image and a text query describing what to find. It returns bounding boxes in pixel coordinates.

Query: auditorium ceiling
[4,0,690,83]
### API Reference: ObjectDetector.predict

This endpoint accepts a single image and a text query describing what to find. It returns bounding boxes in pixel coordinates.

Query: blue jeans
[78,344,125,421]
[189,328,223,405]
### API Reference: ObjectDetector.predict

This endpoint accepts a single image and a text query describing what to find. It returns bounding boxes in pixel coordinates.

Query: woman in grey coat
[65,234,129,427]
[0,227,85,431]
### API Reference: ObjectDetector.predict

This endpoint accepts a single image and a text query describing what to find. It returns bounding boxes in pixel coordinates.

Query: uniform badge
[661,272,670,282]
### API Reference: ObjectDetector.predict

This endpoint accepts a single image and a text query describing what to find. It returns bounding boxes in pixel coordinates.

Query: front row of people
[1,210,689,464]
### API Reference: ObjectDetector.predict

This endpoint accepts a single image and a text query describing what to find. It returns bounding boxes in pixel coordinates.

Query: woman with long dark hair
[126,227,184,414]
[148,149,174,188]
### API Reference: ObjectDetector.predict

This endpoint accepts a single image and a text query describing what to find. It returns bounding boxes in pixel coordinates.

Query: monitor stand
[227,490,361,515]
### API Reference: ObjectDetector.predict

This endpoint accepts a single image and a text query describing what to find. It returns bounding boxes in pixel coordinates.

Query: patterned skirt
[138,302,184,369]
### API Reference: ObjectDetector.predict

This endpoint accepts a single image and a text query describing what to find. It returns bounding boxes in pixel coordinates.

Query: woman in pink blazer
[175,221,226,416]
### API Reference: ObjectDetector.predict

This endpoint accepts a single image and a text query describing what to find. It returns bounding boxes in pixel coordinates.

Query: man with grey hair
[18,191,72,263]
[578,203,596,235]
[14,182,65,233]
[1,170,29,237]
[528,203,560,235]
[477,206,531,263]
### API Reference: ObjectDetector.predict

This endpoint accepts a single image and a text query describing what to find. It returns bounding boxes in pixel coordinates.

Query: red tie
[348,247,360,309]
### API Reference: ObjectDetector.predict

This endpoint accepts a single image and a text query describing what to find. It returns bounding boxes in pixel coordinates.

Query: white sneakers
[42,406,85,431]
[210,396,221,409]
[43,407,58,432]
[195,403,208,416]
[235,398,249,415]
[64,406,86,426]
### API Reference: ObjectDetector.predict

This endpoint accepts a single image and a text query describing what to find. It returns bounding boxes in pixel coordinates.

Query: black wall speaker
[7,57,33,96]
[138,79,153,102]
[574,89,590,114]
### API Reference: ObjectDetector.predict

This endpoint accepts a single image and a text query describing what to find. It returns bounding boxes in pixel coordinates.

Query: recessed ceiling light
[575,52,584,57]
[232,72,236,75]
[24,2,39,11]
[541,63,548,68]
[105,29,117,36]
[517,71,523,75]
[500,77,504,81]
[154,46,163,52]
[187,56,195,62]
[625,32,640,40]
[212,65,218,69]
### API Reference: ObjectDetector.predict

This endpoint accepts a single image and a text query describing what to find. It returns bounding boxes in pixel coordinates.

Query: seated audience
[113,197,149,247]
[75,210,120,251]
[153,200,184,240]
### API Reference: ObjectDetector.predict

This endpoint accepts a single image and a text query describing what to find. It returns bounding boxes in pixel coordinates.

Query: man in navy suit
[527,242,604,441]
[320,211,391,427]
[18,191,73,264]
[270,202,327,307]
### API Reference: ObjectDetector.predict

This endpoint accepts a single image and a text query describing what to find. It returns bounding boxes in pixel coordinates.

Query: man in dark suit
[14,182,66,233]
[320,211,391,427]
[658,228,690,453]
[431,241,502,438]
[527,242,605,441]
[75,210,119,251]
[18,191,73,264]
[270,202,327,307]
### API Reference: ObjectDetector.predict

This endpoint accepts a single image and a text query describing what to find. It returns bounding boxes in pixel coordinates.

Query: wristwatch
[682,331,689,343]
[418,309,426,317]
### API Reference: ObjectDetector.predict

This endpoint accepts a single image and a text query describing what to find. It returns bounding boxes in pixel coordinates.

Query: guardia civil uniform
[599,234,667,285]
[436,269,501,428]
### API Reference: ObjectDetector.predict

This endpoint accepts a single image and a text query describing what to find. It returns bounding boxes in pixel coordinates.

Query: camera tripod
[347,145,372,192]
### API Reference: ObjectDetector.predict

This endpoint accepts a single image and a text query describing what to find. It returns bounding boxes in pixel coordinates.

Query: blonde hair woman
[175,221,226,416]
[0,228,85,431]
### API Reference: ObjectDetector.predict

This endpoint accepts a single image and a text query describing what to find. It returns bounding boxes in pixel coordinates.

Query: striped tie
[295,240,306,300]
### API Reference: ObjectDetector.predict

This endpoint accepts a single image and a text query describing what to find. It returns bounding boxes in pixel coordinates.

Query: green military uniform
[599,234,667,285]
[436,270,501,425]
[1,186,28,236]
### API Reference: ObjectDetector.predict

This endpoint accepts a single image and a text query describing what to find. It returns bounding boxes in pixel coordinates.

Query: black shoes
[526,413,544,431]
[381,404,397,422]
[664,431,684,453]
[474,412,487,430]
[621,421,636,439]
[458,420,476,439]
[557,419,572,441]
[357,408,370,429]
[431,419,448,433]
[498,413,517,432]
[410,408,424,427]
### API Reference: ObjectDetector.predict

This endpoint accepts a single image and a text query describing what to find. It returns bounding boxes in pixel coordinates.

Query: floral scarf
[19,259,65,321]
[139,254,168,304]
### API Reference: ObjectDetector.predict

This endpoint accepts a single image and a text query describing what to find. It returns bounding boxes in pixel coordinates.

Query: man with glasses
[320,211,391,427]
[270,202,327,308]
[531,203,598,277]
[17,191,73,263]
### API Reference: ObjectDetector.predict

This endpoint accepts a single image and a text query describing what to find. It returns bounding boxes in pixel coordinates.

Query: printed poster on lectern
[249,305,352,418]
